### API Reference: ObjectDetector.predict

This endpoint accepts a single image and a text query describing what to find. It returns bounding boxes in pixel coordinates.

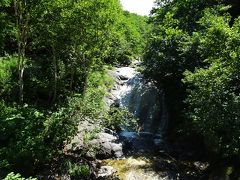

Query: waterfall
[102,65,206,180]
[115,66,169,135]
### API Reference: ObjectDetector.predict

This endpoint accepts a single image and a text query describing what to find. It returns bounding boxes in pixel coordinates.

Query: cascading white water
[102,66,171,180]
[115,66,169,135]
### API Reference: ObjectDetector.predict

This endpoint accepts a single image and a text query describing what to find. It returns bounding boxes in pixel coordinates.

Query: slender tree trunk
[19,61,24,102]
[82,72,89,96]
[82,54,89,96]
[52,44,57,103]
[14,0,22,102]
[14,0,29,102]
[69,45,76,93]
[70,65,75,92]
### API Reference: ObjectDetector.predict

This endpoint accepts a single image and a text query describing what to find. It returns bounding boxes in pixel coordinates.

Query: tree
[13,0,40,102]
[143,0,236,126]
[0,0,154,177]
[184,12,240,157]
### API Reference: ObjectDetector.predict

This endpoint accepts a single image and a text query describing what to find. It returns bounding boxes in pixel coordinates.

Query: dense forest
[1,0,240,179]
[0,0,149,178]
[144,0,240,160]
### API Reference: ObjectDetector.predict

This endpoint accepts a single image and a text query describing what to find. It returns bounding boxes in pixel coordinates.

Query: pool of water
[102,157,170,180]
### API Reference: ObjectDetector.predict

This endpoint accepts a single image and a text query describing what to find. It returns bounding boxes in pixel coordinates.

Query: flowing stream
[111,66,169,150]
[103,65,173,179]
[102,65,238,180]
[117,67,169,134]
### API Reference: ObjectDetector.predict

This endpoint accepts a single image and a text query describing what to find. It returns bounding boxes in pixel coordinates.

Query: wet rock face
[106,67,137,107]
[105,65,170,157]
[107,66,169,134]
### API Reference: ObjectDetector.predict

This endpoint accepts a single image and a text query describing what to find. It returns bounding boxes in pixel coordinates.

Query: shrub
[79,68,114,119]
[65,161,90,179]
[0,55,17,99]
[103,107,138,131]
[0,100,79,177]
[3,172,36,180]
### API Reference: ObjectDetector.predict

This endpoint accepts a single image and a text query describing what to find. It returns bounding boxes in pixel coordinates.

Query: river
[101,64,238,180]
[103,65,186,179]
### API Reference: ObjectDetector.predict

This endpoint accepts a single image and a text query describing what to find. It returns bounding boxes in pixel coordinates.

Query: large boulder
[65,121,123,159]
[93,131,123,159]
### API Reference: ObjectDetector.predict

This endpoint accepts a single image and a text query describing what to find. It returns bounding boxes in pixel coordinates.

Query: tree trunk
[69,45,77,93]
[52,44,57,103]
[14,0,29,102]
[70,65,75,92]
[19,62,24,102]
[82,54,89,96]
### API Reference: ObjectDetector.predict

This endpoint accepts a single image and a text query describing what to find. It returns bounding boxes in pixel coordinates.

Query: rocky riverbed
[39,64,239,180]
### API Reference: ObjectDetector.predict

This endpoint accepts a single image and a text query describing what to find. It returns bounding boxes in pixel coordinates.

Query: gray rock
[119,74,129,80]
[98,132,117,142]
[111,99,120,107]
[112,143,123,158]
[112,143,122,152]
[65,121,123,159]
[94,132,123,159]
[97,166,116,179]
[114,151,123,158]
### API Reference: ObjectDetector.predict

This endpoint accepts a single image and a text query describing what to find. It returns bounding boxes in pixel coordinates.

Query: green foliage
[184,14,240,157]
[3,172,36,180]
[0,66,113,176]
[144,12,189,86]
[143,10,192,121]
[143,1,233,110]
[0,0,150,103]
[0,55,17,99]
[103,107,138,131]
[79,68,114,119]
[65,161,90,179]
[122,12,150,57]
[0,0,150,177]
[79,128,100,157]
[106,11,150,65]
[143,0,230,91]
[144,0,240,158]
[0,97,81,177]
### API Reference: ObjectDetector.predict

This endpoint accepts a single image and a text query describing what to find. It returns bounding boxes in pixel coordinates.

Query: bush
[79,68,114,119]
[0,68,115,177]
[0,99,79,177]
[65,161,90,179]
[3,172,36,180]
[103,107,138,131]
[0,55,17,99]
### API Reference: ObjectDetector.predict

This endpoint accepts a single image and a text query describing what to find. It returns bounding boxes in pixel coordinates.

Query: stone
[114,150,123,158]
[66,121,123,159]
[112,143,123,158]
[98,132,117,142]
[108,70,120,80]
[193,161,209,171]
[119,74,129,80]
[111,99,120,107]
[112,143,122,152]
[97,166,116,179]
